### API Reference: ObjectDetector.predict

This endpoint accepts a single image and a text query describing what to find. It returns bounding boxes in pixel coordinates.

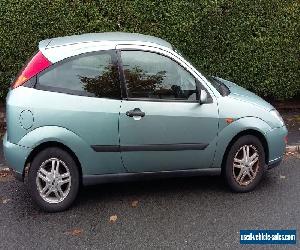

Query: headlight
[270,109,285,126]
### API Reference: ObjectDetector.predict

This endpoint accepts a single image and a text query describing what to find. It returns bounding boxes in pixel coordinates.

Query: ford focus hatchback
[3,32,287,212]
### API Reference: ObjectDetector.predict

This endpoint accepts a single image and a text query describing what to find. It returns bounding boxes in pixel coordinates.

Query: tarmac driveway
[0,154,299,249]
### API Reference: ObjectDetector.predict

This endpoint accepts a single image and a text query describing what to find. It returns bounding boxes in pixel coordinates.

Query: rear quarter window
[37,51,121,99]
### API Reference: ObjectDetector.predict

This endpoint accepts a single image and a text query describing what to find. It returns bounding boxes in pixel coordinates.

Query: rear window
[37,51,121,99]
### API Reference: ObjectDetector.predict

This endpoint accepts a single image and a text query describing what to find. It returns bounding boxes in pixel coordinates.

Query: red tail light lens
[12,51,51,89]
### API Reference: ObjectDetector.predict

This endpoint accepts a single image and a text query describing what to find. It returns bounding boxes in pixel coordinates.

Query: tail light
[12,51,51,89]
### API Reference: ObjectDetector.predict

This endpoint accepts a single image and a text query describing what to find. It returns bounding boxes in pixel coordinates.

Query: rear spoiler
[39,39,52,51]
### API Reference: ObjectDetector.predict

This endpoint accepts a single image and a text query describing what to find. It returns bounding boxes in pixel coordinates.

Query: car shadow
[74,175,227,207]
[73,169,279,210]
[4,169,278,216]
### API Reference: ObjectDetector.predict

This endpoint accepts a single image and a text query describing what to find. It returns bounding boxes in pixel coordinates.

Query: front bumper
[265,125,288,169]
[267,156,283,170]
[3,132,31,181]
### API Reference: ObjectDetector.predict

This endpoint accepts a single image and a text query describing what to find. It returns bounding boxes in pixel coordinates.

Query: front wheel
[28,147,80,212]
[224,135,266,192]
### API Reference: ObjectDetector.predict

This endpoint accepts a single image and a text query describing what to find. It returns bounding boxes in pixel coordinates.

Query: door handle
[126,108,145,118]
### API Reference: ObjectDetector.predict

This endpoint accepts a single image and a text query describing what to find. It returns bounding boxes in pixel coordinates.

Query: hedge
[0,0,299,101]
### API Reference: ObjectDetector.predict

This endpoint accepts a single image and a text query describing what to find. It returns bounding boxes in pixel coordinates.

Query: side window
[38,51,120,98]
[121,51,197,101]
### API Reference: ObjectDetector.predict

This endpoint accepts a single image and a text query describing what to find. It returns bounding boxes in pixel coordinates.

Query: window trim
[35,49,122,100]
[116,49,128,99]
[117,48,212,103]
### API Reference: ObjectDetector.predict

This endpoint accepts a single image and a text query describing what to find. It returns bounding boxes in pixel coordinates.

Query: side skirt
[82,168,221,186]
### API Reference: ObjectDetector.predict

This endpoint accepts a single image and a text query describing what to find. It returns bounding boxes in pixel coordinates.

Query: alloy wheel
[36,158,71,204]
[232,145,260,186]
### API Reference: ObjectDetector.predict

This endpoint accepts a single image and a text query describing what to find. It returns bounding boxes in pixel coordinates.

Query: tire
[28,147,80,212]
[224,135,266,192]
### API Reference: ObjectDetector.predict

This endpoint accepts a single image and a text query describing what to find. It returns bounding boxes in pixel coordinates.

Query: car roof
[39,32,173,50]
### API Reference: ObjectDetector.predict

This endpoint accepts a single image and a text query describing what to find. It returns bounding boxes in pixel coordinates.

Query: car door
[117,47,219,172]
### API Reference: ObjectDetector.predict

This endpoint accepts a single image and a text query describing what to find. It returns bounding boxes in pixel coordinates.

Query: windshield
[174,47,230,96]
[206,76,230,96]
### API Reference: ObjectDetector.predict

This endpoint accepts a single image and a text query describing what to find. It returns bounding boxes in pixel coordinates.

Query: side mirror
[199,89,208,104]
[196,81,208,105]
[196,82,208,104]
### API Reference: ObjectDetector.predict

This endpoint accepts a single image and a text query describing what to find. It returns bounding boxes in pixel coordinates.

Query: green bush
[0,0,299,101]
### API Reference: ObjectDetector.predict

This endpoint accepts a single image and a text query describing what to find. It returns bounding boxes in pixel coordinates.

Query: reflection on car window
[121,51,197,100]
[38,51,120,98]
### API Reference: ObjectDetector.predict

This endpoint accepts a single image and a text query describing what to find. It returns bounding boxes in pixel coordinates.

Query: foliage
[0,0,299,101]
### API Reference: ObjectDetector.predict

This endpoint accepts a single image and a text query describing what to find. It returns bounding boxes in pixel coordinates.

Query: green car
[3,32,287,212]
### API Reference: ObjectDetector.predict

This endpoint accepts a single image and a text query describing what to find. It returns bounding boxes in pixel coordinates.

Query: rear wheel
[28,147,79,212]
[224,135,266,192]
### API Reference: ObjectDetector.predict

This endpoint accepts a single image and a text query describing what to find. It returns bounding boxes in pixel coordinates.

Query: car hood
[213,77,274,111]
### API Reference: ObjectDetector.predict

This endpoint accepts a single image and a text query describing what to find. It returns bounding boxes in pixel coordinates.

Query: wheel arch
[24,141,83,182]
[221,129,269,172]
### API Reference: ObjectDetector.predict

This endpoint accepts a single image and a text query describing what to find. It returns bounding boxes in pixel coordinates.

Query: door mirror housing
[196,82,208,104]
[199,89,208,104]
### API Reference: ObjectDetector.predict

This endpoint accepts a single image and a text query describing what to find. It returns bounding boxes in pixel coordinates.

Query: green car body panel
[5,87,125,175]
[3,32,287,183]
